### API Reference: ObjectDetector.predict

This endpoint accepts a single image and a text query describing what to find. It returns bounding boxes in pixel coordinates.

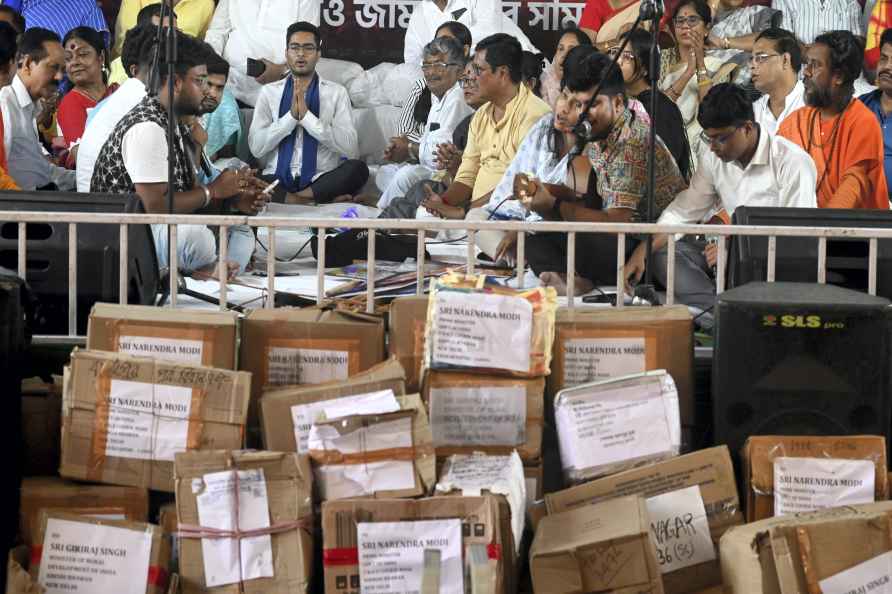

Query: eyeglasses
[749,52,781,65]
[673,15,703,28]
[288,43,319,55]
[458,76,478,87]
[421,61,461,72]
[699,126,741,146]
[607,47,636,62]
[188,74,209,88]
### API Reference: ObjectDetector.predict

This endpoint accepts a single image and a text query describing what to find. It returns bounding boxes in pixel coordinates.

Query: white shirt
[486,113,567,221]
[205,0,321,106]
[418,82,474,170]
[775,0,862,43]
[248,76,358,179]
[0,76,74,191]
[753,80,805,136]
[77,77,147,192]
[121,121,170,184]
[659,128,817,226]
[404,0,538,68]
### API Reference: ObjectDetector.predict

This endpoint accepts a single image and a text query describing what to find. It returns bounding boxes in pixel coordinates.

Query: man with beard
[518,51,687,296]
[778,30,889,209]
[91,31,266,276]
[859,27,892,203]
[0,27,74,189]
[248,21,367,205]
[626,84,816,326]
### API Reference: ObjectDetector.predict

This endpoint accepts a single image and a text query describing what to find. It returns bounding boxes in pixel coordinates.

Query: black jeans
[526,231,639,286]
[262,159,369,204]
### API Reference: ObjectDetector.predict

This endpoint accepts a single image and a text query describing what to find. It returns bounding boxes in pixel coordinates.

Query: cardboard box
[174,450,313,593]
[529,495,664,594]
[6,546,44,594]
[545,446,742,594]
[388,296,428,393]
[321,495,516,594]
[742,435,888,521]
[422,371,544,463]
[524,463,543,509]
[260,357,406,452]
[20,377,61,477]
[60,349,250,492]
[549,306,693,442]
[87,303,238,370]
[30,511,170,594]
[308,393,436,500]
[158,503,179,575]
[19,476,149,547]
[240,307,386,427]
[720,501,892,594]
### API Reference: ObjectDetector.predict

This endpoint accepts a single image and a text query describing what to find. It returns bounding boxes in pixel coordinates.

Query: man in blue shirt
[6,0,109,47]
[859,27,892,201]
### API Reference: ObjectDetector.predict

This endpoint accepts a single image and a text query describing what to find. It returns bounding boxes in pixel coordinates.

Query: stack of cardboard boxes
[14,296,892,594]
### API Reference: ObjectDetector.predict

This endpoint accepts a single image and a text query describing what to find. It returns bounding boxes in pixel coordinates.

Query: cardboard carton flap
[89,303,238,326]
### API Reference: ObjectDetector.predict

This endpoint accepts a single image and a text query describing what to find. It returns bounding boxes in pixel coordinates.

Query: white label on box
[562,338,646,386]
[37,518,152,594]
[429,386,526,446]
[773,457,875,516]
[196,468,274,588]
[117,335,204,364]
[358,519,463,594]
[267,347,349,386]
[555,382,673,473]
[432,291,532,373]
[819,550,892,594]
[645,486,716,574]
[309,416,416,498]
[104,379,193,461]
[289,389,399,454]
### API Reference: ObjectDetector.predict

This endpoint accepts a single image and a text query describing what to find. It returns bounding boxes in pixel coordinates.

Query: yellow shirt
[454,83,551,200]
[108,57,127,86]
[112,0,216,58]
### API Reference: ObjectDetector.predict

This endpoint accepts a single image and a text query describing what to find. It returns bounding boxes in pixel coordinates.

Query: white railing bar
[17,221,24,279]
[515,232,525,289]
[466,230,475,275]
[266,226,276,309]
[767,236,776,282]
[615,233,625,309]
[218,226,228,310]
[716,236,726,294]
[68,223,77,335]
[666,235,676,306]
[169,225,178,307]
[869,238,878,296]
[366,229,376,314]
[416,230,425,296]
[119,223,128,304]
[817,237,827,284]
[566,232,575,309]
[316,227,326,306]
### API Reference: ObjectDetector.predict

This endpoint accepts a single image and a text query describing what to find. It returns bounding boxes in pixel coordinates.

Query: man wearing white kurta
[248,21,367,204]
[205,0,321,107]
[377,37,473,209]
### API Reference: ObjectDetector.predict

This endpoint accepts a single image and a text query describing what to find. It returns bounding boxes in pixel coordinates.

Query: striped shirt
[774,0,863,44]
[20,0,109,46]
[397,78,426,143]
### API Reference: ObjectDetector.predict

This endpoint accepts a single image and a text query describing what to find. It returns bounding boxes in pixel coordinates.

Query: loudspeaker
[0,191,159,335]
[712,282,892,461]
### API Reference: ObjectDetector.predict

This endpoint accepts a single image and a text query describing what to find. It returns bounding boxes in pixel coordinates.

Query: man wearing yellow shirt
[422,33,551,217]
[112,0,214,59]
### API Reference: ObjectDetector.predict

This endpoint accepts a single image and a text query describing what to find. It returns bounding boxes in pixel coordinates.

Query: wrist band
[200,185,212,208]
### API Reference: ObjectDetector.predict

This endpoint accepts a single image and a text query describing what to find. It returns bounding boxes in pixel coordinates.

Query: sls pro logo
[762,314,844,329]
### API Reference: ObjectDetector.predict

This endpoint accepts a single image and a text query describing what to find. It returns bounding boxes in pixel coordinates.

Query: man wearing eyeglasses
[778,30,889,209]
[374,36,473,209]
[248,21,368,205]
[625,84,816,326]
[751,28,804,135]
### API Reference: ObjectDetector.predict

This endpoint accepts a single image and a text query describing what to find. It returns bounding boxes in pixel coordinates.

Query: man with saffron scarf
[248,21,368,205]
[778,30,889,209]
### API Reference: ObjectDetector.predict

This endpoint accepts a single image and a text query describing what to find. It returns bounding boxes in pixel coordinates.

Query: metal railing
[4,210,890,337]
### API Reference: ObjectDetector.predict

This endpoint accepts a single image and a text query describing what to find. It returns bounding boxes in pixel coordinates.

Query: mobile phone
[247,57,267,78]
[582,292,617,305]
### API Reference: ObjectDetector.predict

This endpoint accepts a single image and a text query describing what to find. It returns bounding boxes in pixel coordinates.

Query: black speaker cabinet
[712,282,892,461]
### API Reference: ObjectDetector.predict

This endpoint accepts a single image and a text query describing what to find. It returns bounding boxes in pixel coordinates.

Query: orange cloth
[778,101,890,209]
